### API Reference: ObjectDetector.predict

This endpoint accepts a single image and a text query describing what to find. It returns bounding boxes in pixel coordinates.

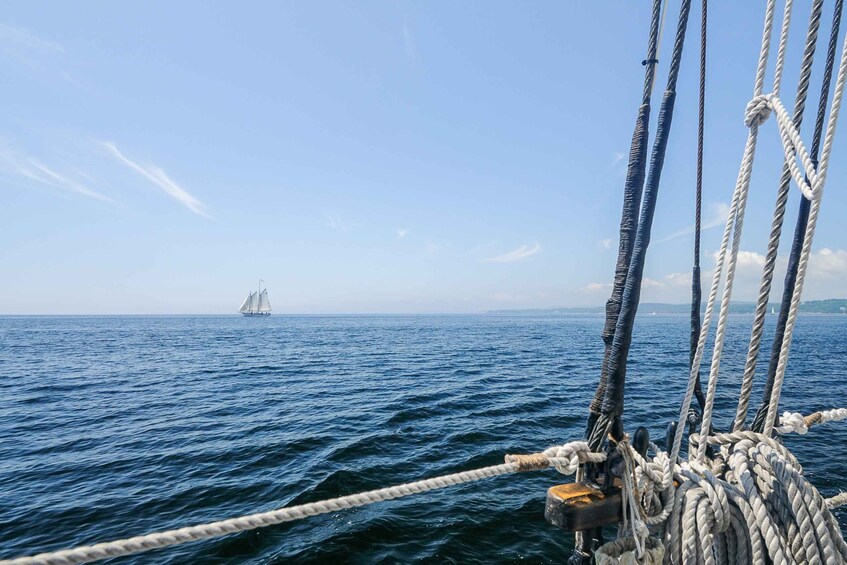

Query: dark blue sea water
[1,314,845,563]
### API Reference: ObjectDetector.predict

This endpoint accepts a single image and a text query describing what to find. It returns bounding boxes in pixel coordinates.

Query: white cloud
[707,247,847,301]
[665,272,692,287]
[483,242,541,263]
[0,23,63,53]
[654,202,730,244]
[735,250,766,270]
[597,238,613,250]
[579,247,846,305]
[103,142,210,218]
[612,151,625,166]
[582,281,612,292]
[809,248,847,277]
[397,228,410,239]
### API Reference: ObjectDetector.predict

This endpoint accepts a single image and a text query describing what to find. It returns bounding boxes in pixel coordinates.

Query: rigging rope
[600,0,694,433]
[751,0,844,434]
[673,0,847,462]
[588,0,664,438]
[689,0,707,415]
[736,0,839,433]
[761,9,847,437]
[691,0,799,463]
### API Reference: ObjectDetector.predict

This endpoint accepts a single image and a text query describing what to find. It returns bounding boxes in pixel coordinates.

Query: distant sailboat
[771,306,776,315]
[239,280,272,316]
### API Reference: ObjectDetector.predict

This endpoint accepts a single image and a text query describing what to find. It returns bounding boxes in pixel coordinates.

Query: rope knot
[776,411,809,435]
[541,441,606,475]
[744,93,773,127]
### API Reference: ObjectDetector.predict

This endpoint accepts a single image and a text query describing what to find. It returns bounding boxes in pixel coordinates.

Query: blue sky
[1,1,845,314]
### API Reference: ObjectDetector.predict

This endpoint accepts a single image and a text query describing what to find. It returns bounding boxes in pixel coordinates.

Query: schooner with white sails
[239,280,271,316]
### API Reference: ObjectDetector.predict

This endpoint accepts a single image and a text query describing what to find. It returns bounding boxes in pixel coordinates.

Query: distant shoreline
[486,299,847,316]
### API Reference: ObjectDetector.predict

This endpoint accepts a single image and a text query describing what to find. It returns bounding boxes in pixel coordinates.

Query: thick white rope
[695,0,801,464]
[676,0,847,456]
[763,28,847,435]
[829,491,847,509]
[0,442,605,565]
[735,0,827,432]
[670,0,780,464]
[664,431,847,564]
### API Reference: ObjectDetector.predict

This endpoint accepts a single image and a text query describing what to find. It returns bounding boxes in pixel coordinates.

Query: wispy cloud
[0,23,63,53]
[0,143,113,203]
[26,159,113,202]
[654,202,730,244]
[402,19,415,59]
[326,214,348,232]
[397,228,410,239]
[483,242,541,263]
[103,142,210,218]
[597,238,613,250]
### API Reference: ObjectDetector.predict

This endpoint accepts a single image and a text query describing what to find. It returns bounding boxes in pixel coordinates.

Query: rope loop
[743,92,823,202]
[541,441,606,475]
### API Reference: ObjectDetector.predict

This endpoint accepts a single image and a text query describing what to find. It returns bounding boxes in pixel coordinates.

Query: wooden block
[544,482,622,531]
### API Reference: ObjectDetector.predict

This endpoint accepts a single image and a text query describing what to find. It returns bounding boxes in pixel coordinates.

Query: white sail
[257,289,271,313]
[239,291,256,313]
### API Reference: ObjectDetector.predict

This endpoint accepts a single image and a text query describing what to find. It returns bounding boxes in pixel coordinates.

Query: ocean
[2,314,846,563]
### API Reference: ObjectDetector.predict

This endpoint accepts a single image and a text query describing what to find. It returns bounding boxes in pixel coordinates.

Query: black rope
[585,0,664,442]
[752,0,843,433]
[601,0,694,432]
[690,0,707,414]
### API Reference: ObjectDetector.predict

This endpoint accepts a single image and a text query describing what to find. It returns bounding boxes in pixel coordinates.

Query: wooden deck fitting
[544,481,623,532]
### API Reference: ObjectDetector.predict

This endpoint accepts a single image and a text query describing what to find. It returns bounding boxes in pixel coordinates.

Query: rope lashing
[507,441,607,474]
[0,442,606,565]
[775,407,847,434]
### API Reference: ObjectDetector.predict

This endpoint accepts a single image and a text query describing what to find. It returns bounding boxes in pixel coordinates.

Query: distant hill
[487,299,847,316]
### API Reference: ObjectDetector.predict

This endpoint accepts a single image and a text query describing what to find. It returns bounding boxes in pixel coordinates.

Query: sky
[1,1,846,314]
